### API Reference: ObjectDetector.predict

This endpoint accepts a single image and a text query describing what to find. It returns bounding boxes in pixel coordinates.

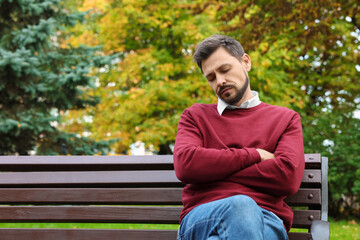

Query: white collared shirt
[217,91,262,115]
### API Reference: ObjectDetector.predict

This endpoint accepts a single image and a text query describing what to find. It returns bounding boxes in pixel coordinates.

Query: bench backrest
[0,153,327,240]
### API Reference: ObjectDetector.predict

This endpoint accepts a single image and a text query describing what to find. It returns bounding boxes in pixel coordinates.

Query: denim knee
[220,195,260,217]
[227,195,258,209]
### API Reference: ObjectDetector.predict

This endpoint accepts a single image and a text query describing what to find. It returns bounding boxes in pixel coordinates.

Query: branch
[351,14,359,30]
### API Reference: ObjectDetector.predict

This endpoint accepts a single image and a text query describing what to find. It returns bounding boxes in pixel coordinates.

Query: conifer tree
[0,0,115,155]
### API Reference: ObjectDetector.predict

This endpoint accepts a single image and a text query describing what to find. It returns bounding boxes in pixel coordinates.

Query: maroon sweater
[173,102,304,232]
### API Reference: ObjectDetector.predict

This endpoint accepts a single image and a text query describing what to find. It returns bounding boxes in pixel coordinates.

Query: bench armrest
[310,220,330,240]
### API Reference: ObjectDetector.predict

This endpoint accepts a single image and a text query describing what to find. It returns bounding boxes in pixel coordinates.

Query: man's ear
[241,54,251,71]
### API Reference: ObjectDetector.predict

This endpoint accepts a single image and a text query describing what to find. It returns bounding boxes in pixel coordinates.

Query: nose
[216,74,226,87]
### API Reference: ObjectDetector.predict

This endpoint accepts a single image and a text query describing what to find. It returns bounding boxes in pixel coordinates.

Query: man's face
[201,47,252,106]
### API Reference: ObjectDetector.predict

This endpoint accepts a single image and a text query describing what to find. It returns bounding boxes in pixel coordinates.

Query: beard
[218,72,250,106]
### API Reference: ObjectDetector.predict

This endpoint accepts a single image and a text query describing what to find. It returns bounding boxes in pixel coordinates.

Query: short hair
[193,35,245,72]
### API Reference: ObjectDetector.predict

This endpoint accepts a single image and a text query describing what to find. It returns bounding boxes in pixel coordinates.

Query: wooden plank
[0,169,320,186]
[0,188,320,206]
[0,171,182,186]
[304,153,321,169]
[0,188,183,204]
[0,229,178,240]
[292,210,321,228]
[301,170,321,185]
[0,154,318,171]
[0,206,181,224]
[0,155,174,164]
[285,189,321,205]
[0,155,175,171]
[0,228,311,240]
[288,232,311,240]
[0,206,319,227]
[0,154,318,164]
[0,228,312,240]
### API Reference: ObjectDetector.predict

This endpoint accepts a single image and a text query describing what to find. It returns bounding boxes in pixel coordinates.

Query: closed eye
[206,74,215,82]
[220,68,230,73]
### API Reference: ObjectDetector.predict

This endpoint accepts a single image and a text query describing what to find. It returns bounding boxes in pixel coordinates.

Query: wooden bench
[0,153,329,240]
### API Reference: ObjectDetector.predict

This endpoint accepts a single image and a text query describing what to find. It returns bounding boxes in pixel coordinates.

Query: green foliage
[303,112,360,219]
[36,131,118,155]
[0,0,116,155]
[212,0,360,219]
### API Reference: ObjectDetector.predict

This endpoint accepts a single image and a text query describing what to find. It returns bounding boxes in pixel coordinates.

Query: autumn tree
[64,0,219,154]
[0,0,116,155]
[212,0,360,218]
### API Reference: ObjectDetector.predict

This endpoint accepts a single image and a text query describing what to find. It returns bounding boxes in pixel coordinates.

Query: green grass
[329,219,359,240]
[0,219,358,239]
[289,219,359,240]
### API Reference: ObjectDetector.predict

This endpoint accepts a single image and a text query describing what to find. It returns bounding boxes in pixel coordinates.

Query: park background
[0,0,359,238]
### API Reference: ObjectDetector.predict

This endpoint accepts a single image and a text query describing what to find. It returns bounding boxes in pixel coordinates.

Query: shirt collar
[217,90,261,115]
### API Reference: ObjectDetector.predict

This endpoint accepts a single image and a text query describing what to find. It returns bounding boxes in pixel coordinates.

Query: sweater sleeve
[173,109,261,184]
[226,113,305,197]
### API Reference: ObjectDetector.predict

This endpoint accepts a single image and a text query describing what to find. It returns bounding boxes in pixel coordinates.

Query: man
[173,35,305,240]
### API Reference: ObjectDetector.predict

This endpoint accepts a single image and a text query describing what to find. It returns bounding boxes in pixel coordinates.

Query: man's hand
[256,149,275,161]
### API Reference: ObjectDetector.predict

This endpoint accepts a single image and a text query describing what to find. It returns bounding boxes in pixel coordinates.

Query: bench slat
[0,171,181,186]
[292,210,321,228]
[0,155,175,171]
[0,155,174,164]
[0,188,320,205]
[301,170,321,185]
[304,153,321,169]
[0,228,312,240]
[0,229,178,240]
[0,170,321,186]
[0,188,183,204]
[288,232,311,240]
[0,154,320,171]
[0,206,320,227]
[0,206,181,224]
[285,189,321,205]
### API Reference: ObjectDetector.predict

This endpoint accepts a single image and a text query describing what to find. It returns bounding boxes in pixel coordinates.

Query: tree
[0,0,116,155]
[211,0,360,218]
[64,0,219,154]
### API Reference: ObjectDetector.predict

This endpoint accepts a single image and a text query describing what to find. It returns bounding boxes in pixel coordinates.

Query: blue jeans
[177,195,288,240]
